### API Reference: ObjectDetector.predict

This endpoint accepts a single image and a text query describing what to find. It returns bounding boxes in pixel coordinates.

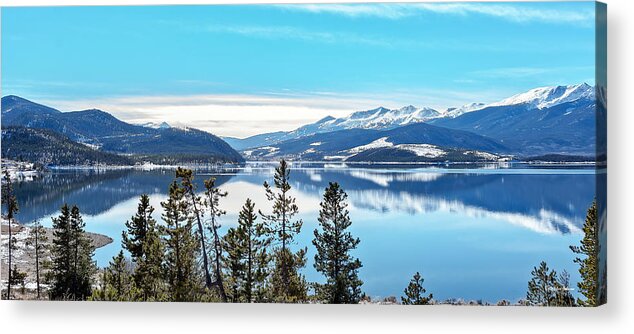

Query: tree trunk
[7,218,12,300]
[211,214,227,302]
[35,226,41,299]
[189,191,213,290]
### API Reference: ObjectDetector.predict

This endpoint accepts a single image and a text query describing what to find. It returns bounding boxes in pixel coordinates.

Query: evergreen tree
[122,194,152,261]
[9,265,27,293]
[107,251,134,301]
[122,194,165,300]
[269,248,308,303]
[312,182,363,304]
[401,272,433,305]
[570,200,599,306]
[203,177,228,302]
[135,212,166,301]
[2,170,19,299]
[526,261,557,306]
[260,159,307,302]
[176,168,213,290]
[553,270,576,307]
[223,227,245,302]
[26,220,49,299]
[50,204,72,299]
[162,181,200,302]
[50,204,96,300]
[70,205,96,300]
[223,199,271,303]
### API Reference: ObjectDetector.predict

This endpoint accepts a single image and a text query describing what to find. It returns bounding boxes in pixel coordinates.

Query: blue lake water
[11,162,601,303]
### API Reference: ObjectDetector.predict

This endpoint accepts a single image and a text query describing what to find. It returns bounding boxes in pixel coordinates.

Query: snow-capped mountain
[226,83,599,155]
[488,83,594,109]
[293,105,442,135]
[444,102,486,118]
[432,83,599,155]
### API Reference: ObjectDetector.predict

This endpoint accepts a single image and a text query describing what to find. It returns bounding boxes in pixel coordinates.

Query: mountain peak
[489,83,594,109]
[1,95,61,114]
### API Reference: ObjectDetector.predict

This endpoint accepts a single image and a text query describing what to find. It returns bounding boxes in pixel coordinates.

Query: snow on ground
[347,137,393,154]
[1,220,31,265]
[463,150,499,161]
[309,142,322,146]
[395,144,445,158]
[1,159,42,181]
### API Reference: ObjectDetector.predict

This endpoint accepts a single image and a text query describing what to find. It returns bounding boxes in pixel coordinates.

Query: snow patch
[395,144,445,158]
[347,137,393,154]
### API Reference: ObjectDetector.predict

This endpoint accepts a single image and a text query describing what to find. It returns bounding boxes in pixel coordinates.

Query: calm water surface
[12,162,600,302]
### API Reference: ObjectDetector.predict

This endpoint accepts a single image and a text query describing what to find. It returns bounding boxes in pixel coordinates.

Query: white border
[1,1,633,334]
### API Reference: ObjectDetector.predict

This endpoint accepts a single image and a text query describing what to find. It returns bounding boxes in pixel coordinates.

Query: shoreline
[1,220,113,284]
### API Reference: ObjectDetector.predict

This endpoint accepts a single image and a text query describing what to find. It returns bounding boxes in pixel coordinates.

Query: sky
[1,2,598,138]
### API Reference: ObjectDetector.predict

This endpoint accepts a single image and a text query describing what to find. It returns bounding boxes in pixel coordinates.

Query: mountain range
[1,95,243,165]
[228,83,601,160]
[1,83,602,165]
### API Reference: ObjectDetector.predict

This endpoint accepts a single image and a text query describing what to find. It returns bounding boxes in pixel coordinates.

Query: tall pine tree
[162,181,200,302]
[26,220,49,299]
[526,261,557,306]
[570,200,599,306]
[122,194,165,300]
[176,168,213,290]
[312,182,363,304]
[401,272,433,305]
[260,160,307,302]
[203,177,228,302]
[223,198,271,303]
[2,170,19,300]
[50,204,96,300]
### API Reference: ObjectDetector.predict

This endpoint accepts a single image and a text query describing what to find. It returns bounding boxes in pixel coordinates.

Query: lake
[11,162,602,303]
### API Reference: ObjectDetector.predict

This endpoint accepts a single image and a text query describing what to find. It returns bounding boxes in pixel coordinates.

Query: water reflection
[11,163,600,302]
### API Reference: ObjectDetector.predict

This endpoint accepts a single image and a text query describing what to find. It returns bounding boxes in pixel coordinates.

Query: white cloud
[38,88,511,138]
[279,3,594,26]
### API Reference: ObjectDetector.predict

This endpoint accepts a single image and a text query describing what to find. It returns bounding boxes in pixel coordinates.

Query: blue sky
[1,2,597,137]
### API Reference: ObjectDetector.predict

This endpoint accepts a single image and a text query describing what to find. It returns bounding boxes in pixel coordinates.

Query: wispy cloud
[195,24,400,48]
[279,3,594,26]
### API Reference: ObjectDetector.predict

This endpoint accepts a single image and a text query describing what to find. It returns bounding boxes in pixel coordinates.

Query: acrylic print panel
[0,2,607,306]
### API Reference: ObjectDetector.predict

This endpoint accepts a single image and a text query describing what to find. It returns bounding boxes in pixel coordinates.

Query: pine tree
[223,227,245,302]
[553,270,576,307]
[203,177,228,302]
[9,265,27,293]
[50,204,96,300]
[162,181,200,302]
[136,212,166,301]
[107,251,134,301]
[26,220,49,299]
[526,261,557,306]
[401,272,433,305]
[176,168,214,290]
[260,159,307,302]
[50,204,72,299]
[313,182,363,304]
[570,200,599,306]
[70,205,96,300]
[223,199,271,303]
[2,170,19,300]
[122,194,165,300]
[122,194,152,261]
